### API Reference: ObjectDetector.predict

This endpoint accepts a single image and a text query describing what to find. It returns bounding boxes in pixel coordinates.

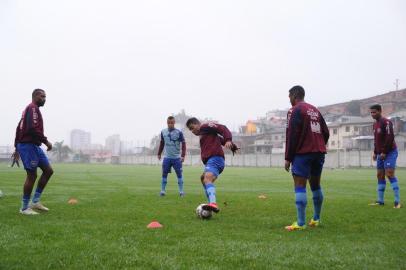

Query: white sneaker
[19,208,39,215]
[30,202,49,211]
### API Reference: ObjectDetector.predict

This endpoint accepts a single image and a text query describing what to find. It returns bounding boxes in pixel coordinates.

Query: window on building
[354,126,359,132]
[333,129,337,135]
[345,126,350,132]
[274,136,278,140]
[331,141,335,146]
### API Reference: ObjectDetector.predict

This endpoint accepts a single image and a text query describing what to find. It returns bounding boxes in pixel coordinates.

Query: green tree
[52,141,72,162]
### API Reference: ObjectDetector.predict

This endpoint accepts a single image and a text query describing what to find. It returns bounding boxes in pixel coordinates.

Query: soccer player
[10,154,20,167]
[157,116,186,196]
[12,89,54,215]
[369,104,401,208]
[186,117,238,213]
[284,86,329,231]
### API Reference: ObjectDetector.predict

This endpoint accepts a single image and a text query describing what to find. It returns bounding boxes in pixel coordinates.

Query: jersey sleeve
[157,132,165,156]
[382,120,395,154]
[320,114,330,145]
[28,106,48,144]
[285,107,302,162]
[14,124,19,147]
[204,123,232,142]
[179,131,186,157]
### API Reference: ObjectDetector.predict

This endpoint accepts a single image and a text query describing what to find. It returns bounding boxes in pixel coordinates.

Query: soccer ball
[196,204,213,220]
[0,190,4,198]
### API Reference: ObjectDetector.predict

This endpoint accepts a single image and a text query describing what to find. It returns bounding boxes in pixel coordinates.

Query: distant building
[70,129,91,151]
[105,134,121,156]
[319,88,406,117]
[327,116,373,150]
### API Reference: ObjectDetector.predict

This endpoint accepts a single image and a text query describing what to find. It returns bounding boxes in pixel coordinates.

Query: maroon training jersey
[198,122,232,164]
[373,117,397,154]
[285,102,329,162]
[14,103,48,147]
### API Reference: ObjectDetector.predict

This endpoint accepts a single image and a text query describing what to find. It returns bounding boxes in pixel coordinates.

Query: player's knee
[200,174,205,184]
[27,171,37,180]
[44,167,54,177]
[203,172,215,184]
[385,170,395,179]
[49,167,54,177]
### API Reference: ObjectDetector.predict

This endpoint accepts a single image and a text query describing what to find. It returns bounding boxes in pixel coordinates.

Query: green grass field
[0,164,405,270]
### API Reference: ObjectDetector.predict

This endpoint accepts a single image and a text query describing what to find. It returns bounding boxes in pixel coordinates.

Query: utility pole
[394,79,399,91]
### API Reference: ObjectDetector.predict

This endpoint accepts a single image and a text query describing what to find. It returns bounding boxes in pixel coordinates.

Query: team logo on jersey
[31,160,38,167]
[307,109,319,121]
[311,121,321,133]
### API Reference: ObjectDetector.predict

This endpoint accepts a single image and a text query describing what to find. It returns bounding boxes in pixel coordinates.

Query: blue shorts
[17,143,50,172]
[292,153,325,179]
[162,158,183,178]
[204,156,225,178]
[377,149,398,170]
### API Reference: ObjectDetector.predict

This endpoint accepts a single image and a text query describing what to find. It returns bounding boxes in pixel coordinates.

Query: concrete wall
[118,150,406,168]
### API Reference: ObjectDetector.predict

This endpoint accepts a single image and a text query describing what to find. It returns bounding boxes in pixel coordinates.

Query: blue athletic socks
[377,179,386,203]
[205,183,216,204]
[161,177,167,192]
[22,194,30,210]
[32,187,43,203]
[295,187,307,226]
[177,177,184,193]
[389,177,400,203]
[311,187,323,221]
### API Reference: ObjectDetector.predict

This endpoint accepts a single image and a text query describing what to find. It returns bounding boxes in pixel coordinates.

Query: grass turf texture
[0,164,405,270]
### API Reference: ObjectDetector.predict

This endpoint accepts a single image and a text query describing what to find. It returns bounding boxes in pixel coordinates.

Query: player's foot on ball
[19,208,39,215]
[202,203,220,213]
[394,202,402,209]
[308,218,320,227]
[30,202,49,211]
[179,192,185,197]
[159,191,166,197]
[285,222,306,231]
[368,201,384,206]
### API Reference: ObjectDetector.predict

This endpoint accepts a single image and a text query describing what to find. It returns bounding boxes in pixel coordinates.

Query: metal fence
[118,150,406,168]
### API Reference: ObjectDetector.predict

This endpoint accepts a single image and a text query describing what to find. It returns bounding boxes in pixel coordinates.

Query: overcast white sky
[1,0,405,146]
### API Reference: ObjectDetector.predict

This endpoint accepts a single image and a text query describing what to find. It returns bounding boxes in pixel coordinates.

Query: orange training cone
[68,198,78,204]
[147,221,163,229]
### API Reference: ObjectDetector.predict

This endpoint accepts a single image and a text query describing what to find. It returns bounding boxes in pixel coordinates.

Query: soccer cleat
[159,191,166,197]
[394,202,402,209]
[30,202,49,211]
[368,201,384,206]
[308,218,320,227]
[179,192,185,197]
[285,222,306,231]
[19,208,39,215]
[202,203,220,213]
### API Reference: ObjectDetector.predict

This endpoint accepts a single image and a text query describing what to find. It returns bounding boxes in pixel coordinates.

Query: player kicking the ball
[12,89,54,215]
[284,86,329,231]
[186,117,238,213]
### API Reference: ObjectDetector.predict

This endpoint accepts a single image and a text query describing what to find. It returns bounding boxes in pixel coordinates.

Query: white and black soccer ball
[196,204,213,220]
